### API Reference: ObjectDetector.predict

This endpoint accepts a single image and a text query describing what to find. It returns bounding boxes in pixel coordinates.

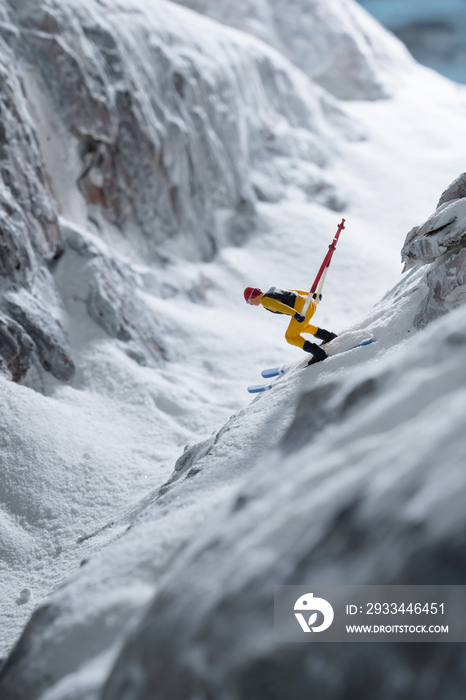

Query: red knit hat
[244,287,262,303]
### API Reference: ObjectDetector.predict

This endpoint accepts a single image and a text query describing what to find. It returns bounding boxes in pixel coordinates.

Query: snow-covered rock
[438,172,466,208]
[171,0,413,100]
[401,194,466,327]
[3,0,348,259]
[0,25,66,382]
[4,287,75,381]
[0,0,356,385]
[0,312,35,382]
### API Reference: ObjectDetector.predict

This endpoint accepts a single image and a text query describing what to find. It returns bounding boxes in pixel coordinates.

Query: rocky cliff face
[171,0,413,99]
[401,173,466,328]
[0,0,357,387]
[0,19,68,383]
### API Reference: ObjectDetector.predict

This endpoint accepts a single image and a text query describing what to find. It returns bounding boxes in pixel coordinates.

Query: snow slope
[0,0,466,697]
[102,306,466,700]
[3,182,466,699]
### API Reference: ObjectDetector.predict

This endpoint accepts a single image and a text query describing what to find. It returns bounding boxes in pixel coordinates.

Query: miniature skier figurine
[244,286,337,364]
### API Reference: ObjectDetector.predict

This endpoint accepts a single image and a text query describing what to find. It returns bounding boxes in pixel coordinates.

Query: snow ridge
[171,0,413,100]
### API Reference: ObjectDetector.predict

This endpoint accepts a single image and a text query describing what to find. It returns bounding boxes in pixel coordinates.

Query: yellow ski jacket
[260,287,319,348]
[260,287,316,317]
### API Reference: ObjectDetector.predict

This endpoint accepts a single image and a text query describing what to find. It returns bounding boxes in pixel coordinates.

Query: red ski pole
[301,218,345,317]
